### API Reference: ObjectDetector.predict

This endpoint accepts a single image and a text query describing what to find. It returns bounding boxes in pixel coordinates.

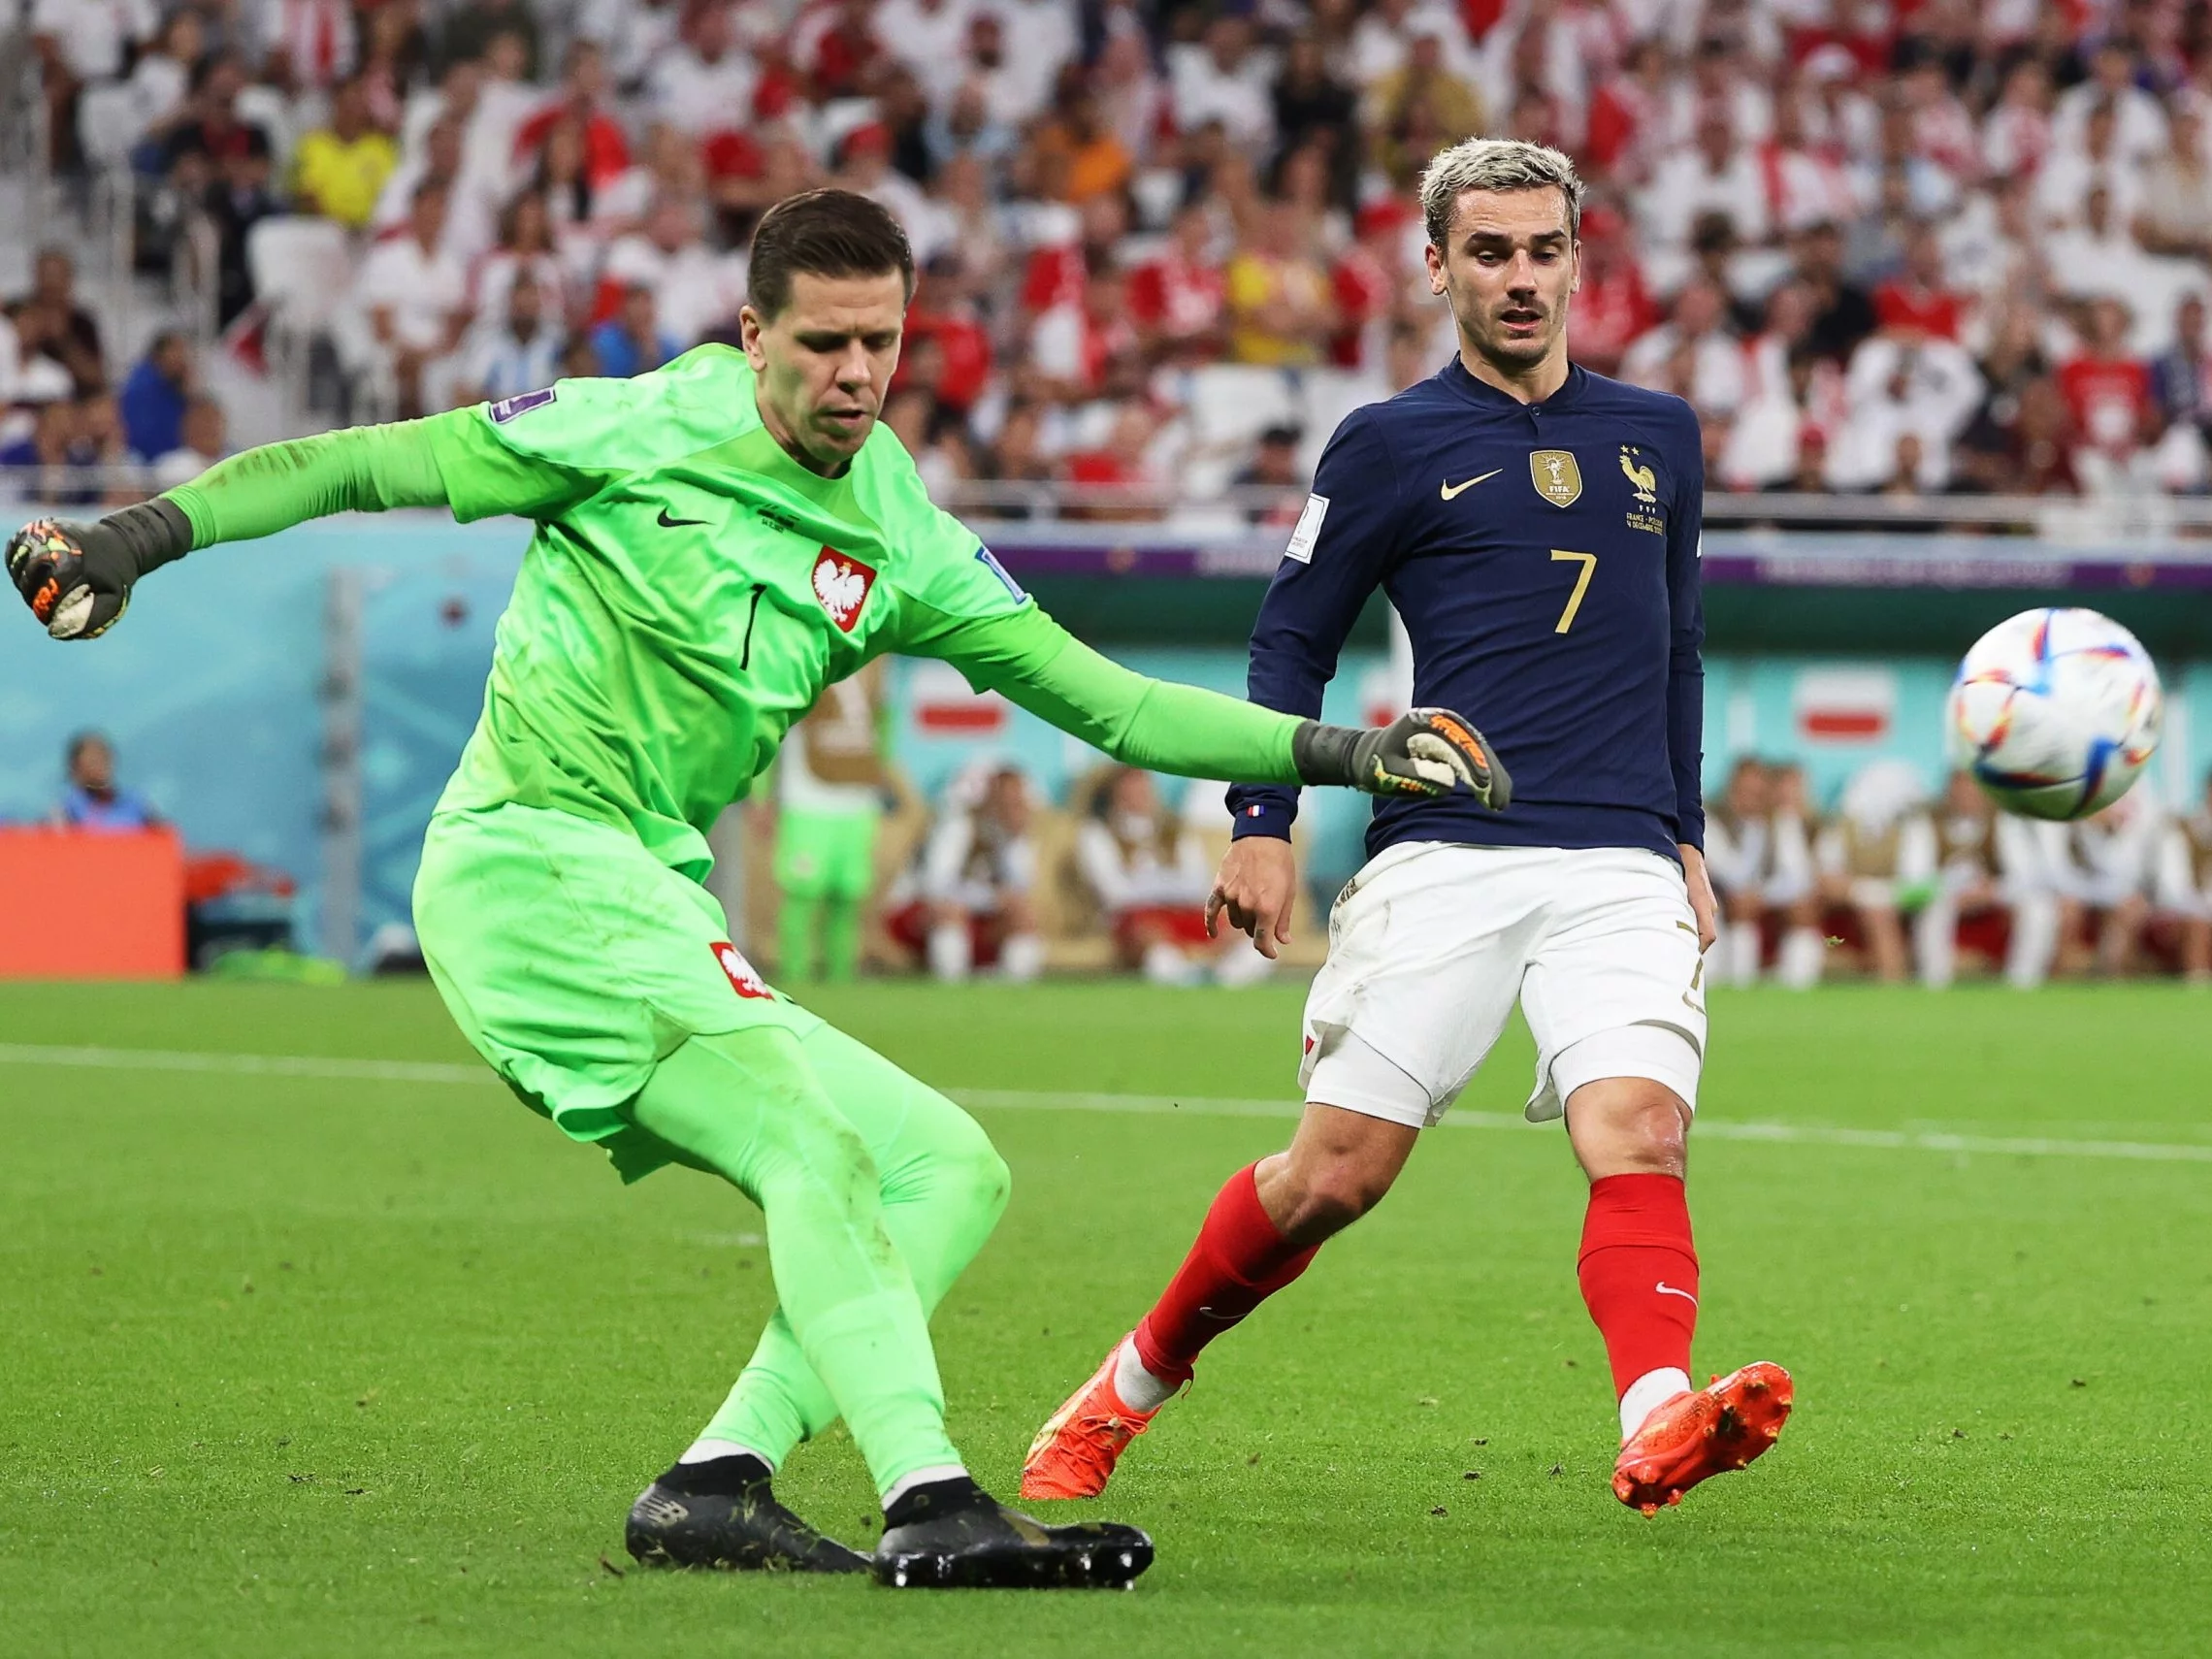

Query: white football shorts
[1299,842,1708,1130]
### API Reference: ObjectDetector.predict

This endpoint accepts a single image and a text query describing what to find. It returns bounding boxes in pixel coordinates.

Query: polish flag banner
[1792,667,1896,743]
[908,660,1010,734]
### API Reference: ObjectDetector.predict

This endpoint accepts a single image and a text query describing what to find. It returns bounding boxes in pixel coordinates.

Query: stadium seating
[6,0,2209,987]
[246,214,359,403]
[19,0,2212,504]
[75,82,145,176]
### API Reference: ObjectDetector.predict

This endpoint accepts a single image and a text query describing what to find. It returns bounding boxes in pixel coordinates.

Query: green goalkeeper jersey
[163,346,1302,880]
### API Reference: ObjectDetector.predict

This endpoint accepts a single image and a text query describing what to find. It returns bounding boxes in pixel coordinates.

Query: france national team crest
[1618,445,1659,505]
[489,387,556,424]
[1620,444,1666,535]
[811,547,878,632]
[711,941,773,999]
[1529,449,1582,507]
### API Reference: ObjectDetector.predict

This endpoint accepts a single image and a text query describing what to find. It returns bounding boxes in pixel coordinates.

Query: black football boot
[626,1454,870,1573]
[873,1477,1154,1589]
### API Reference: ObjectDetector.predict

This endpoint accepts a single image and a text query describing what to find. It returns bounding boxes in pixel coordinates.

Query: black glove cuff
[1290,720,1361,788]
[104,499,194,574]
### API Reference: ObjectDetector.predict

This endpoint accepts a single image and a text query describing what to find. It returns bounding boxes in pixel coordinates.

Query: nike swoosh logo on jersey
[657,507,710,528]
[1440,470,1503,501]
[1655,1282,1700,1305]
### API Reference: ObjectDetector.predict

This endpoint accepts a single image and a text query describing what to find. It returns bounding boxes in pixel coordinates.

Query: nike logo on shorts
[1655,1282,1699,1305]
[657,507,710,528]
[1440,470,1503,501]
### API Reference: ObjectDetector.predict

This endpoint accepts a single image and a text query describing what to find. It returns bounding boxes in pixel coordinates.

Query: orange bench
[0,827,186,979]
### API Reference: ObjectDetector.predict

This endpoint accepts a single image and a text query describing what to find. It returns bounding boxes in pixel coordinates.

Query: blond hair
[1417,138,1584,250]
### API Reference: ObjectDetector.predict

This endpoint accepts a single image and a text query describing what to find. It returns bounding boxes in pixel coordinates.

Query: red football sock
[1132,1163,1318,1384]
[1577,1173,1700,1398]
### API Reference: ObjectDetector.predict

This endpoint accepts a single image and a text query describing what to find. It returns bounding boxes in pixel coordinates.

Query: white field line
[3,1043,2208,1165]
[0,1043,488,1086]
[955,1090,2212,1164]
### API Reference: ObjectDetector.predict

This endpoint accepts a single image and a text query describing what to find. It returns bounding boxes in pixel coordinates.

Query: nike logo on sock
[1654,1282,1699,1305]
[1193,1306,1246,1323]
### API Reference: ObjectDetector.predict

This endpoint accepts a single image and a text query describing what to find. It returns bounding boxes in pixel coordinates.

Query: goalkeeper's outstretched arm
[911,602,1511,806]
[6,411,598,640]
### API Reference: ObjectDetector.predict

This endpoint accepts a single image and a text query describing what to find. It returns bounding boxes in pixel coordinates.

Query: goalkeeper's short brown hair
[746,189,916,320]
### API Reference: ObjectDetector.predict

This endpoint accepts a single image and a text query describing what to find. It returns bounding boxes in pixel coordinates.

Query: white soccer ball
[1945,607,2163,821]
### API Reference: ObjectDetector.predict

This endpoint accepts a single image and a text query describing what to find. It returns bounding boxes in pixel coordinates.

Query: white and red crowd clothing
[2059,351,2154,457]
[1128,248,1225,363]
[1074,810,1215,963]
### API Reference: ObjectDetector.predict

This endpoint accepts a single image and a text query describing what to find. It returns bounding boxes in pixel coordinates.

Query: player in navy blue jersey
[1025,139,1794,1518]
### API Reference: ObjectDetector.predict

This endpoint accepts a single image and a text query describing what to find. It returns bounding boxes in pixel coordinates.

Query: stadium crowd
[1703,754,2212,984]
[766,713,2212,983]
[32,713,2211,985]
[19,0,2212,500]
[13,1,2212,986]
[768,680,1286,985]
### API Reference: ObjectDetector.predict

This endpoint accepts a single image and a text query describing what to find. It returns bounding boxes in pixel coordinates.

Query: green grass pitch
[3,978,2209,1657]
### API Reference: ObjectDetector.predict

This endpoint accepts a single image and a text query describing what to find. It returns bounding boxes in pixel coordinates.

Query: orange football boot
[1021,1343,1164,1501]
[1611,1362,1794,1516]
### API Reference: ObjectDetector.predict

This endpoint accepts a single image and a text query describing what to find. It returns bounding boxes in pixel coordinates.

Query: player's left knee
[1606,1109,1688,1177]
[1566,1079,1691,1178]
[933,1114,1012,1222]
[962,1140,1013,1223]
[1272,1165,1387,1242]
[1626,1095,1691,1172]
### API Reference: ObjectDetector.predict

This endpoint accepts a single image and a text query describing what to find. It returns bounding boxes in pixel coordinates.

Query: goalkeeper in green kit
[7,190,1508,1590]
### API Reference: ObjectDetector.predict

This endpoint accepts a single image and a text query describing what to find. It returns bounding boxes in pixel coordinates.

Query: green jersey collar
[723,424,861,509]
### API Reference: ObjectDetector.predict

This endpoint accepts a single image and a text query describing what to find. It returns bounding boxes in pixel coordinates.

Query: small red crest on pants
[711,941,773,999]
[811,547,877,633]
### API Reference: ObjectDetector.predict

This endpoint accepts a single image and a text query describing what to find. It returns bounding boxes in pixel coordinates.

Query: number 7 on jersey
[1549,549,1597,634]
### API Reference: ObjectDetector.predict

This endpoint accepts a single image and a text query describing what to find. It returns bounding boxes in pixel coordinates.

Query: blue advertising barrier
[1,512,2204,958]
[0,516,525,953]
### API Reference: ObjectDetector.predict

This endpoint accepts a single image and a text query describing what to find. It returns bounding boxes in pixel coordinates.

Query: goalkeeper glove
[1293,707,1512,809]
[7,499,192,640]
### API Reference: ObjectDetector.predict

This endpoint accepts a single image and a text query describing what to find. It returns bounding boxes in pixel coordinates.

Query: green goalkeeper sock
[820,895,862,983]
[778,892,821,981]
[627,1026,976,1497]
[692,1022,1009,1476]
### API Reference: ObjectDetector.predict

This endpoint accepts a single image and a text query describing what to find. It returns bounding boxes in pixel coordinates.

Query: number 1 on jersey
[739,582,766,668]
[1549,550,1597,634]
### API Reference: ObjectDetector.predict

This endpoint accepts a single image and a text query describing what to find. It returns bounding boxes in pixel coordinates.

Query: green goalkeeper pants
[416,803,1004,1495]
[625,1022,1009,1496]
[775,806,878,983]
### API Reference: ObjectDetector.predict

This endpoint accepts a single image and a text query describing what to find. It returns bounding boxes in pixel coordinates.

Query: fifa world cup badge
[1529,449,1582,507]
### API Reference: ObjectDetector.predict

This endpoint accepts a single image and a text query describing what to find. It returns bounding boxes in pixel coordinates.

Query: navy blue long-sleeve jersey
[1227,358,1707,862]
